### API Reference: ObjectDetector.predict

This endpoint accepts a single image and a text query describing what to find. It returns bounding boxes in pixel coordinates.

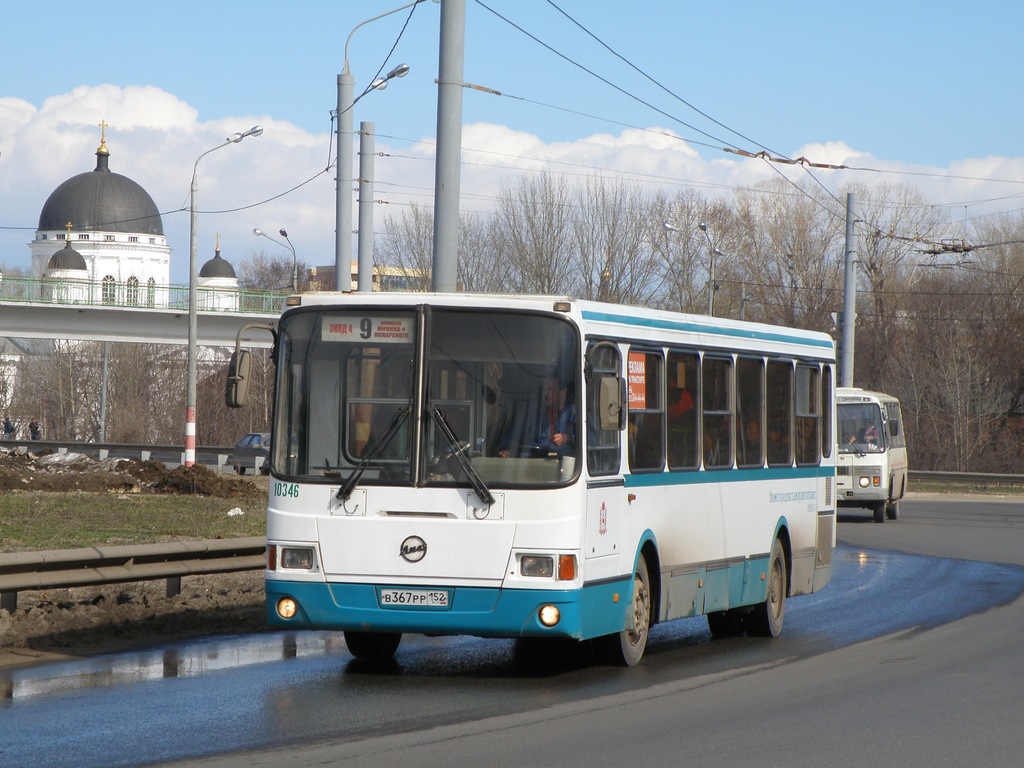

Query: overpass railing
[0,274,286,314]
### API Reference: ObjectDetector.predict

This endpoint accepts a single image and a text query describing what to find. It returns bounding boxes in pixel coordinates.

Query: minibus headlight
[858,476,870,488]
[281,547,316,570]
[521,555,554,578]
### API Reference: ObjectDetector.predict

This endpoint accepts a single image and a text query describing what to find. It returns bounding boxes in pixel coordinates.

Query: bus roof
[836,387,900,404]
[284,292,835,360]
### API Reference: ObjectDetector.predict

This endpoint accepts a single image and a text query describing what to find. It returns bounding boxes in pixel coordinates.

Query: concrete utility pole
[357,121,376,292]
[841,192,858,387]
[431,0,465,292]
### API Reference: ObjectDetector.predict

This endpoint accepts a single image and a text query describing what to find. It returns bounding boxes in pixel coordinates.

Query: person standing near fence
[3,415,13,440]
[28,418,40,440]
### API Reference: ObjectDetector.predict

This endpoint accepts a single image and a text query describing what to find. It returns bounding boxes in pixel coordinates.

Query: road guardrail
[0,537,266,613]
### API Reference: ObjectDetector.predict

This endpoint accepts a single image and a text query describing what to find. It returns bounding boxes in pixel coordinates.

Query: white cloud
[4,85,1024,284]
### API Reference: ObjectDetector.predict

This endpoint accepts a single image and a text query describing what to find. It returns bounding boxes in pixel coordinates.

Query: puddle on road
[1,630,345,704]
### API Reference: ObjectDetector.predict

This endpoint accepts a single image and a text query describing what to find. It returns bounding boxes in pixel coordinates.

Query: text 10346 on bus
[226,294,837,666]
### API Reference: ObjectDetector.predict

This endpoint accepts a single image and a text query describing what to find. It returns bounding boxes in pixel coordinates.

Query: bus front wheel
[343,630,402,661]
[599,556,651,666]
[744,538,787,637]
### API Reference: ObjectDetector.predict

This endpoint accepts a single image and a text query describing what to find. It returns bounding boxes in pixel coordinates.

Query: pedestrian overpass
[0,276,285,348]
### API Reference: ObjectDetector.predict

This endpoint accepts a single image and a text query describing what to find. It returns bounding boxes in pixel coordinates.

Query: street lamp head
[388,63,411,79]
[253,228,264,237]
[663,221,678,233]
[279,228,289,238]
[228,126,264,143]
[370,77,389,91]
[698,222,708,233]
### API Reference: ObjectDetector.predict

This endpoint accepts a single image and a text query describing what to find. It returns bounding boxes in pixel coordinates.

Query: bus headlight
[859,476,870,488]
[281,547,316,570]
[277,597,298,619]
[538,604,561,627]
[521,555,554,578]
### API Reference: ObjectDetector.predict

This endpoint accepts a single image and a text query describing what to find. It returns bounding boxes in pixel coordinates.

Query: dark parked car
[229,432,271,475]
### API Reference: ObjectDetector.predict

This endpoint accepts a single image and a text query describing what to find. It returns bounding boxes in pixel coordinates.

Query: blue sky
[3,0,1024,282]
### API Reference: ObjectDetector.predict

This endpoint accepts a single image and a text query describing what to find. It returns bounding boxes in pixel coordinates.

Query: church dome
[37,139,164,236]
[46,240,88,271]
[199,245,237,279]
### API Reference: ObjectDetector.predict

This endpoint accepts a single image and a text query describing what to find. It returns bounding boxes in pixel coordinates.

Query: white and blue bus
[227,293,837,666]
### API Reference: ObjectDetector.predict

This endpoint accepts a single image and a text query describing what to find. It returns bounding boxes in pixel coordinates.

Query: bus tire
[599,556,651,666]
[744,538,787,638]
[873,503,886,523]
[343,630,401,661]
[886,500,900,520]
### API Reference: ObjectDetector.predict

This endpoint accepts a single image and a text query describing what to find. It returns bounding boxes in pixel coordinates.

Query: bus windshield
[838,402,885,454]
[270,307,580,487]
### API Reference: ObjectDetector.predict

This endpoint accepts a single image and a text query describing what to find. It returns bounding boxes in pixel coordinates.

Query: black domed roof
[46,240,88,271]
[199,246,236,279]
[38,145,164,236]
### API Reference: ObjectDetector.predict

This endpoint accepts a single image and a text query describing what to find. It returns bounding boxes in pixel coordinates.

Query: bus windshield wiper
[428,407,495,506]
[337,406,411,501]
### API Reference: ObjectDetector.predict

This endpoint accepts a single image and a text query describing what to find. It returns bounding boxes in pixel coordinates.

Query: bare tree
[493,174,577,294]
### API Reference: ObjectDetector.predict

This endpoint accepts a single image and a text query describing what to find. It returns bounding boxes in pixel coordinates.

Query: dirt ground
[0,448,270,670]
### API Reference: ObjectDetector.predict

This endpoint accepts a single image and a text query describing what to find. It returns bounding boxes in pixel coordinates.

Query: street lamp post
[253,227,298,291]
[336,3,416,292]
[697,221,723,317]
[186,125,262,466]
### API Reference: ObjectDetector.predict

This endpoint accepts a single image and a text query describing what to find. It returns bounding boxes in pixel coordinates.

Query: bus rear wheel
[343,630,402,661]
[599,556,651,666]
[743,538,787,637]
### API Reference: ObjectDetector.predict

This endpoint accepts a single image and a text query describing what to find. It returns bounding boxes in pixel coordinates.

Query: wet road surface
[2,497,1023,767]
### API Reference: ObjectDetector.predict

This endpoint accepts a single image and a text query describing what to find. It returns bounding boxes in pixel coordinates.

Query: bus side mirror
[599,376,626,431]
[226,349,252,408]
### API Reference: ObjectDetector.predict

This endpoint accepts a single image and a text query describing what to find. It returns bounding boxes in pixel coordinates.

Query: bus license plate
[380,588,450,608]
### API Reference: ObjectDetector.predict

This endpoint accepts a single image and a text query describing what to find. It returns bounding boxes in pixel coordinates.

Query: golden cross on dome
[97,119,110,154]
[65,221,74,241]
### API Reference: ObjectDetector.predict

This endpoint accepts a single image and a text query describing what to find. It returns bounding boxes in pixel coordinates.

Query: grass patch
[0,490,267,551]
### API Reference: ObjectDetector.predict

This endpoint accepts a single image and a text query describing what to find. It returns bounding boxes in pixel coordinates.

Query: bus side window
[627,349,664,472]
[586,341,622,476]
[767,360,793,467]
[736,356,765,468]
[702,356,732,469]
[795,364,821,466]
[667,350,699,470]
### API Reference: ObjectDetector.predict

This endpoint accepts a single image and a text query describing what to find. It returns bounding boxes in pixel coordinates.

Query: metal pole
[357,121,376,292]
[431,0,466,292]
[841,192,858,387]
[186,127,261,466]
[186,166,200,465]
[707,250,716,316]
[336,71,355,291]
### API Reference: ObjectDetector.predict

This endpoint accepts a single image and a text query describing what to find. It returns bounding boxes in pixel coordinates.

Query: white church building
[28,123,240,309]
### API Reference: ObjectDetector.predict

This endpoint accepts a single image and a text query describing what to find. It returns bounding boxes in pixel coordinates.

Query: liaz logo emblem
[399,536,427,563]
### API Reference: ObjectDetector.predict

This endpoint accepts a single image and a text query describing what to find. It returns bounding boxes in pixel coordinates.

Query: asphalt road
[2,495,1023,767]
